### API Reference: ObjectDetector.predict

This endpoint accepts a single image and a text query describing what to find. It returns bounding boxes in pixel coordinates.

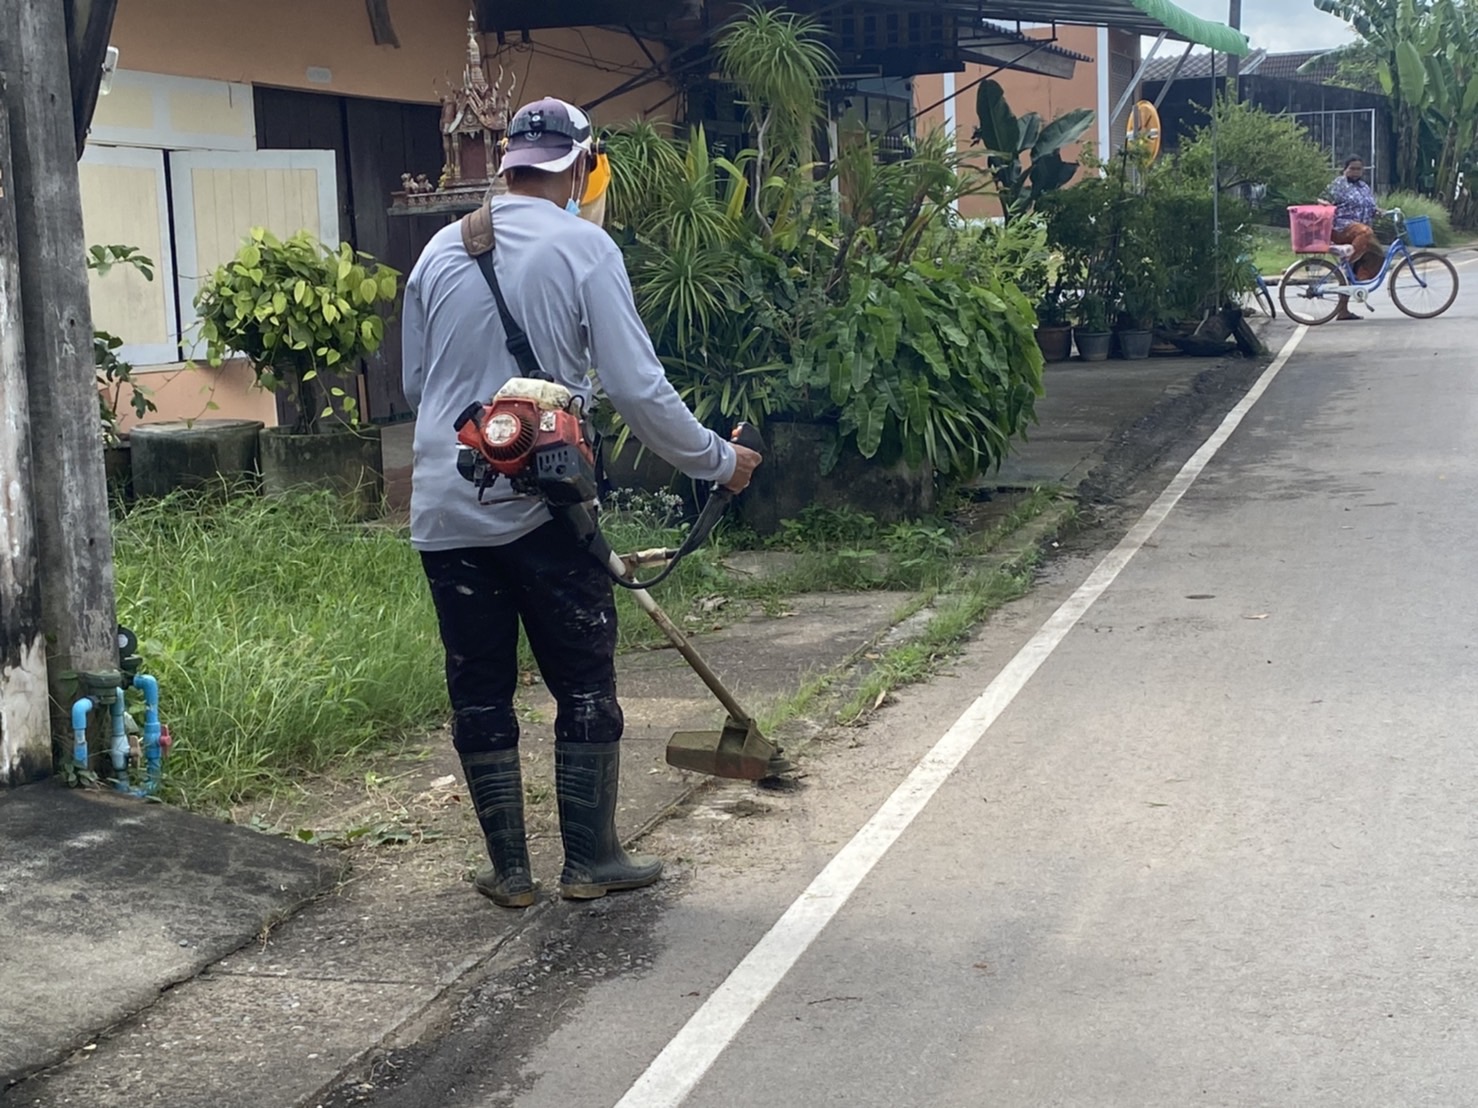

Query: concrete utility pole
[0,0,122,774]
[1227,0,1243,96]
[0,80,51,785]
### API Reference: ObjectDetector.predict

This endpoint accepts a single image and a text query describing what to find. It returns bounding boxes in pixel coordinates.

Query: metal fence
[1289,107,1382,190]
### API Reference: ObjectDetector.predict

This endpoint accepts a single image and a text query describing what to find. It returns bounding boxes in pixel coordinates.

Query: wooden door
[252,87,445,426]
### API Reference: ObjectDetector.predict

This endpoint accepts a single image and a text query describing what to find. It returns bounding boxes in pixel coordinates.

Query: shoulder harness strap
[460,204,547,381]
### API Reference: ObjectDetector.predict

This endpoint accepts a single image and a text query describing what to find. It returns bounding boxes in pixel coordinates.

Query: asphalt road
[357,279,1478,1108]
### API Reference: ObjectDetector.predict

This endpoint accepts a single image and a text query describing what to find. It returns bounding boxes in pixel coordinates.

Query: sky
[1170,0,1357,52]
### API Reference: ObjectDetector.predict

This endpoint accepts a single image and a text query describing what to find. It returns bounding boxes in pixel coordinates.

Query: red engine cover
[457,396,593,479]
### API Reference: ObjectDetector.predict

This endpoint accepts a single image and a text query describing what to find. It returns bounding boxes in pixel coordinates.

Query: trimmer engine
[455,378,598,506]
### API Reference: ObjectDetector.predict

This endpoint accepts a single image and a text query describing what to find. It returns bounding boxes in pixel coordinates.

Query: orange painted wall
[110,0,674,122]
[915,26,1138,220]
[112,359,278,433]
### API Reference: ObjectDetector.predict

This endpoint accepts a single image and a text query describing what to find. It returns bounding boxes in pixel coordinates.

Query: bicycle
[1278,208,1460,325]
[1235,253,1276,319]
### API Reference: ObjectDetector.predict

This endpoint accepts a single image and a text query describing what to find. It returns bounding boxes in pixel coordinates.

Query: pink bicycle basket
[1288,205,1336,254]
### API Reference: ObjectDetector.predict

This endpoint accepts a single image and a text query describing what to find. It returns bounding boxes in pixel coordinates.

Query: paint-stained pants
[421,522,623,754]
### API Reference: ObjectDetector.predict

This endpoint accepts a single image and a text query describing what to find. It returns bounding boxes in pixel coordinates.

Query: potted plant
[1034,277,1077,363]
[1074,292,1113,362]
[88,246,161,500]
[195,229,399,519]
[1115,254,1163,361]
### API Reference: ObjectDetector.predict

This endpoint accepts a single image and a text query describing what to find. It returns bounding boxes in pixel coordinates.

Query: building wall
[95,0,674,430]
[914,26,1138,221]
[109,0,670,122]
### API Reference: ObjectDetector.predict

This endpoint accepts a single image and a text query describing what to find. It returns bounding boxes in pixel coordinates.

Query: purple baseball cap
[499,97,593,175]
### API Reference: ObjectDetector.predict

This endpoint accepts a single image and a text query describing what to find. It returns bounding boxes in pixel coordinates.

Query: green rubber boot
[461,749,537,908]
[555,742,662,900]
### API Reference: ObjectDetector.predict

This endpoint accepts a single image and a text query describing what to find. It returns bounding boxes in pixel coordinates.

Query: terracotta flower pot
[1035,325,1074,363]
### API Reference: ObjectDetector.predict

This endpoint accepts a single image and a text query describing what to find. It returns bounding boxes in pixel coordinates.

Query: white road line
[614,325,1312,1108]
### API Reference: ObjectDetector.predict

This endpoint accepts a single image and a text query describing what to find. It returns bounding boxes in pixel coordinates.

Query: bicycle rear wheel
[1279,258,1342,326]
[1389,251,1459,319]
[1253,276,1276,319]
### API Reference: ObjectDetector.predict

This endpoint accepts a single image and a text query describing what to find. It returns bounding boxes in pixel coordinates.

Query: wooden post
[0,79,52,784]
[0,0,122,752]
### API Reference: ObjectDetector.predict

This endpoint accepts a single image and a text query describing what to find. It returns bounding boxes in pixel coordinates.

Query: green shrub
[602,6,1042,486]
[1041,152,1254,324]
[1176,94,1332,218]
[1381,191,1457,245]
[195,229,399,434]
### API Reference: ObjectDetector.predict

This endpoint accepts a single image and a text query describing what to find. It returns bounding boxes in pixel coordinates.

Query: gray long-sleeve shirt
[401,194,736,551]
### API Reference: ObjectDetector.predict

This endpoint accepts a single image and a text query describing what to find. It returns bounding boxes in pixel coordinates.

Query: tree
[1307,0,1442,191]
[1417,0,1478,203]
[715,4,836,235]
[1176,94,1334,207]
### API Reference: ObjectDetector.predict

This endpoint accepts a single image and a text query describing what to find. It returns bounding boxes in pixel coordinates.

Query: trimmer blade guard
[666,717,784,781]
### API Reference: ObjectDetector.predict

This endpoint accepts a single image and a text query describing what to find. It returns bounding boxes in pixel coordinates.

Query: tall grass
[114,490,448,810]
[114,492,1019,810]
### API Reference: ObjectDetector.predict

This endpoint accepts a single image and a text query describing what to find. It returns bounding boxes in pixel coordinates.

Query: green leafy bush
[604,8,1042,487]
[1176,94,1333,217]
[1041,150,1253,326]
[790,256,1043,475]
[194,229,400,434]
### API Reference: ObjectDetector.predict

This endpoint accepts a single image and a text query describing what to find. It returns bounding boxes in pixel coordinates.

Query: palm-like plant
[715,3,836,234]
[603,124,792,446]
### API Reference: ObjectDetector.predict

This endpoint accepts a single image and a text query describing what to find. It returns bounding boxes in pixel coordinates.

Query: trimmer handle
[711,422,766,506]
[730,421,766,456]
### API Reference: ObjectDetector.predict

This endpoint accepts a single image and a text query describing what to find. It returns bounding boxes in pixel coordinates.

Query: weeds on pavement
[112,486,1062,811]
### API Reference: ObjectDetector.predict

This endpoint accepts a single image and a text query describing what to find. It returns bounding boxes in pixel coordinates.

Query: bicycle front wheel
[1279,258,1343,326]
[1389,251,1459,319]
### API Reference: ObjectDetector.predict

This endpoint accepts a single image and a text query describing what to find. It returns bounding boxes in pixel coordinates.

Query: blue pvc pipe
[132,674,162,795]
[110,688,130,793]
[71,698,94,770]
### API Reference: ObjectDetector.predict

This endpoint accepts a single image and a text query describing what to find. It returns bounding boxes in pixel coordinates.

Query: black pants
[421,522,622,755]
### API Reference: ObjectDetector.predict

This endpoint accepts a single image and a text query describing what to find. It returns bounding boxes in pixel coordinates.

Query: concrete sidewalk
[0,337,1282,1107]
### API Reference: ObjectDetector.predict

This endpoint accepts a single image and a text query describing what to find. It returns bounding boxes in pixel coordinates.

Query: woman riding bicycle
[1322,156,1384,321]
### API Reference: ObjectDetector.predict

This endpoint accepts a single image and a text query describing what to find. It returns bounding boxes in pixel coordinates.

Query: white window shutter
[169,149,339,360]
[78,144,180,367]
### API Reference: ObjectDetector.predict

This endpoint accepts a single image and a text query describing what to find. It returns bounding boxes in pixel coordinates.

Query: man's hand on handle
[722,423,764,494]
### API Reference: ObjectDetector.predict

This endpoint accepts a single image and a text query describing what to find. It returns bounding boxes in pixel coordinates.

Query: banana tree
[1421,0,1478,202]
[1308,0,1438,190]
[972,79,1094,224]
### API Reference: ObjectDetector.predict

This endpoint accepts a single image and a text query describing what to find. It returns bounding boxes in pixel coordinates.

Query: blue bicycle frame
[1313,216,1424,306]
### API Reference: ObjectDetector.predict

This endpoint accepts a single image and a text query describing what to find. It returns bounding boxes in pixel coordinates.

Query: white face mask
[565,161,588,216]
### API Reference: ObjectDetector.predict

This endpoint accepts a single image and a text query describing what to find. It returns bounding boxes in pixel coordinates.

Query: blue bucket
[1405,214,1435,247]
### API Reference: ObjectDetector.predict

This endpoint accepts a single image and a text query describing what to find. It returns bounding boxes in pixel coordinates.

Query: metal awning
[952,0,1250,55]
[959,21,1092,80]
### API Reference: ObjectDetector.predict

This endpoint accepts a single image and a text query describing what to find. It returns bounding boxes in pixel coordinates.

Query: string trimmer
[455,378,788,781]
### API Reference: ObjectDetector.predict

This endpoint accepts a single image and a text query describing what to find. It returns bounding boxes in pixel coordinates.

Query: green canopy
[954,0,1251,56]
